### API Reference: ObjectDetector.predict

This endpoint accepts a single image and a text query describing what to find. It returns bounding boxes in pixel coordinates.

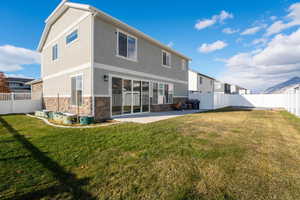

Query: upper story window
[181,59,186,70]
[66,29,78,45]
[162,51,171,67]
[117,30,137,61]
[52,44,58,61]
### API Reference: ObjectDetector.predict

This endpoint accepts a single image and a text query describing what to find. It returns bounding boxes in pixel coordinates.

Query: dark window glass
[118,32,127,57]
[162,52,167,65]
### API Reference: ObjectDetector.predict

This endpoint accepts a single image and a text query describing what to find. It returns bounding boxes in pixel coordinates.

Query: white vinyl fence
[0,93,42,115]
[189,91,300,117]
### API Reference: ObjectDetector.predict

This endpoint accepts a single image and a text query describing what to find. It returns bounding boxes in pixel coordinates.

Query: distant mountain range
[264,77,300,94]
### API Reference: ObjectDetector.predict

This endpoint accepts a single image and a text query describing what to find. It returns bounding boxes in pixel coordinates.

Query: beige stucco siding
[42,8,92,77]
[93,68,188,97]
[93,17,188,82]
[43,67,92,97]
[44,8,90,46]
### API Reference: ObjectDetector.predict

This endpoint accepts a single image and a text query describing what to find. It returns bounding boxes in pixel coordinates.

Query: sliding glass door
[142,81,150,112]
[112,77,150,116]
[133,81,141,113]
[112,77,122,115]
[123,79,132,114]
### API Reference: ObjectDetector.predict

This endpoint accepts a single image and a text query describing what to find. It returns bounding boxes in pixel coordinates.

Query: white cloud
[167,41,174,48]
[219,28,300,91]
[0,45,40,72]
[195,10,233,30]
[252,38,268,45]
[195,19,216,30]
[241,26,263,35]
[198,40,228,53]
[266,2,300,36]
[219,10,234,22]
[222,28,239,34]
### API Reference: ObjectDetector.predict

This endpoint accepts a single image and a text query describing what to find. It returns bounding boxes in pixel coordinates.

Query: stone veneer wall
[94,97,111,122]
[43,97,92,116]
[43,96,188,120]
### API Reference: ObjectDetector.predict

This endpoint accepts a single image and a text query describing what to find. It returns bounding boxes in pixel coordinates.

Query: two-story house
[188,69,214,94]
[37,0,190,121]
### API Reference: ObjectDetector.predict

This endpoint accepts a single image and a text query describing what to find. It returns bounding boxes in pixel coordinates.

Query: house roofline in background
[26,79,43,85]
[189,69,216,81]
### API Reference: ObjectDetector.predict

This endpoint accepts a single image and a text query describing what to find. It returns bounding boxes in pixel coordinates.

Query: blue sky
[1,0,300,91]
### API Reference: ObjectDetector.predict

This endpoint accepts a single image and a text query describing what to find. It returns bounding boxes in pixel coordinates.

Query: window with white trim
[52,44,58,61]
[66,29,78,45]
[71,75,83,106]
[162,51,171,67]
[181,59,186,70]
[117,31,137,60]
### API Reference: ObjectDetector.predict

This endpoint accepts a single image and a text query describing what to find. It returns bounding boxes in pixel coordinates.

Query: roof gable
[37,1,191,60]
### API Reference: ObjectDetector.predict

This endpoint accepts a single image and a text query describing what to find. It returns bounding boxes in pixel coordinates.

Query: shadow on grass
[0,117,96,200]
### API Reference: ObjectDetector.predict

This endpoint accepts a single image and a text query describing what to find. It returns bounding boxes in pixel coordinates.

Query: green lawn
[1,108,300,200]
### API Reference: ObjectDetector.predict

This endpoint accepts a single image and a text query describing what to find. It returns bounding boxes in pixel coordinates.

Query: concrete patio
[113,110,202,124]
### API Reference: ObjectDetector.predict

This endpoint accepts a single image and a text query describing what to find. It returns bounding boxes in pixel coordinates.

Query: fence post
[295,89,300,117]
[11,93,14,113]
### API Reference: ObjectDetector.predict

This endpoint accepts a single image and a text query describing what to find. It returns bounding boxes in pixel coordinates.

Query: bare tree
[0,72,10,93]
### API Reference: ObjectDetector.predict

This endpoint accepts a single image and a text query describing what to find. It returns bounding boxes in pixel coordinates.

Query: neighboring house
[36,0,191,121]
[188,70,214,94]
[214,81,231,94]
[214,80,225,93]
[6,77,34,93]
